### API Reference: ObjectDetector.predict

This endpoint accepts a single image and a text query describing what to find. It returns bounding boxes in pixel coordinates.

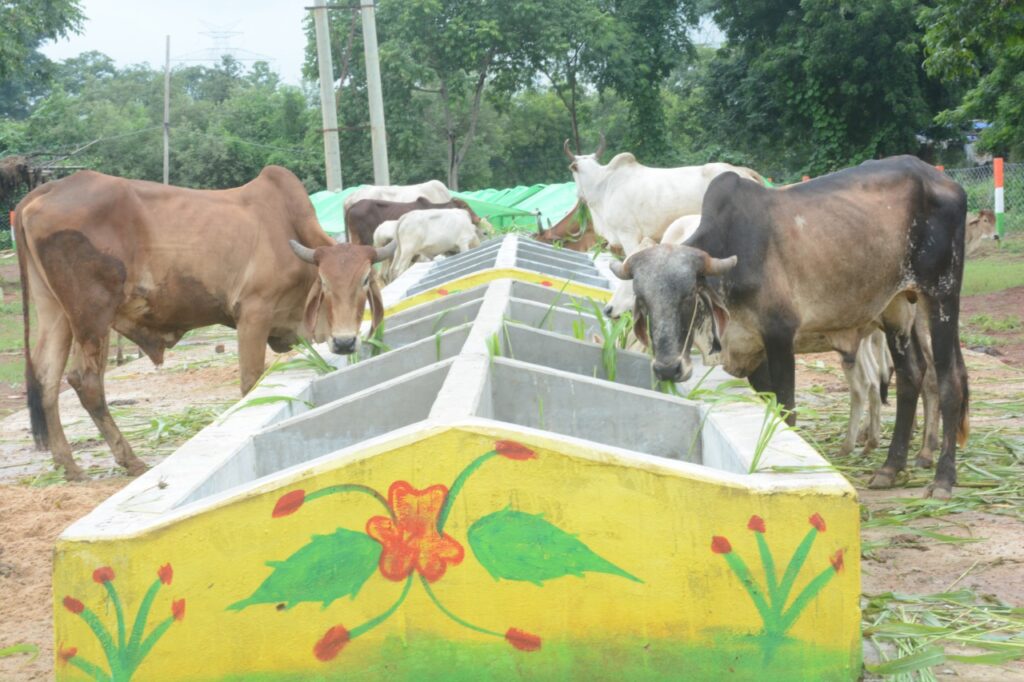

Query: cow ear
[303,278,327,342]
[699,288,729,349]
[632,306,650,348]
[367,273,385,336]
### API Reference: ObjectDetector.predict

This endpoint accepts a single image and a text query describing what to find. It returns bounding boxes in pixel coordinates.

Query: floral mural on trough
[59,563,184,681]
[712,512,844,654]
[229,440,641,661]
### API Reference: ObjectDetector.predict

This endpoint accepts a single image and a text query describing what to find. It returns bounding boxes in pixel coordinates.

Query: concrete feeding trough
[53,235,860,681]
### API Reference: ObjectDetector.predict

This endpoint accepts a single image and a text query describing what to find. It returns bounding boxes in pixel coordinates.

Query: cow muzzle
[330,335,359,355]
[653,356,692,383]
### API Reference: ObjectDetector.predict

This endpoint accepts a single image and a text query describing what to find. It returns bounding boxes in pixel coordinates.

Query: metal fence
[946,162,1024,217]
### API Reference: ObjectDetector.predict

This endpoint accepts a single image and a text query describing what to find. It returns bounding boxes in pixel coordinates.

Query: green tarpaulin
[309,182,580,236]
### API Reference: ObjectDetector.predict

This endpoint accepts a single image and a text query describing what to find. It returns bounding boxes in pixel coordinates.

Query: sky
[40,0,312,85]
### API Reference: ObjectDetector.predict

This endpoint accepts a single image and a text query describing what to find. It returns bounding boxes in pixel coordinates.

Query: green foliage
[921,0,1024,158]
[468,508,641,584]
[700,0,960,175]
[229,528,382,610]
[0,0,83,83]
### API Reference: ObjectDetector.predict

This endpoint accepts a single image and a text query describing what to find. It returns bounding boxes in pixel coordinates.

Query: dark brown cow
[612,156,970,497]
[15,166,395,481]
[345,197,485,246]
[533,200,600,252]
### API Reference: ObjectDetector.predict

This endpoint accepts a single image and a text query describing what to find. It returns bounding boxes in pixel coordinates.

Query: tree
[0,0,83,81]
[591,0,696,164]
[920,0,1024,158]
[700,0,959,175]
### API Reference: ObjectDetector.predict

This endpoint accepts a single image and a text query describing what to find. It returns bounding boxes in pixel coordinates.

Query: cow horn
[289,240,317,264]
[535,212,544,236]
[373,239,398,263]
[563,138,574,161]
[609,259,632,280]
[704,254,738,276]
[594,132,606,160]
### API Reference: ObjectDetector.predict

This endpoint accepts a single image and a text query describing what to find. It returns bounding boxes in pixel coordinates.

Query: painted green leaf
[228,528,381,611]
[468,509,641,585]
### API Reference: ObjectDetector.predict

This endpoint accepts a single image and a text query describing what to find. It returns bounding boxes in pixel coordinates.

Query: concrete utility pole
[360,1,389,184]
[312,0,343,191]
[163,35,170,185]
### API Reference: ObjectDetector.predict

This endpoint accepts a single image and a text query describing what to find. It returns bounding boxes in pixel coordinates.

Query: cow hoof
[61,462,88,482]
[925,484,952,500]
[123,459,150,477]
[861,439,878,456]
[867,468,901,489]
[837,443,854,457]
[915,454,934,469]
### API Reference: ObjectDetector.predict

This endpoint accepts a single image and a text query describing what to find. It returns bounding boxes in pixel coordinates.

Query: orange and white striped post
[994,157,1005,240]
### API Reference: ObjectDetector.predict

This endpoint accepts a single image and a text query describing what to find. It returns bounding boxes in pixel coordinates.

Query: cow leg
[237,309,273,394]
[869,324,926,489]
[747,361,773,394]
[838,351,868,457]
[29,300,82,480]
[66,334,148,476]
[915,362,941,468]
[763,331,797,426]
[923,296,969,499]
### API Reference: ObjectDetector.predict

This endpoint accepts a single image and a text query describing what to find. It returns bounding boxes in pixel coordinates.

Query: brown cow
[534,200,600,252]
[965,209,998,257]
[15,166,395,481]
[345,197,487,246]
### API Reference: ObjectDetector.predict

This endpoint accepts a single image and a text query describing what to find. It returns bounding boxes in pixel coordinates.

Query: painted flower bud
[63,596,84,614]
[172,599,186,622]
[747,515,766,533]
[809,513,826,532]
[272,489,306,518]
[314,625,350,661]
[711,536,732,554]
[158,563,173,585]
[505,628,542,651]
[92,566,115,584]
[495,440,536,461]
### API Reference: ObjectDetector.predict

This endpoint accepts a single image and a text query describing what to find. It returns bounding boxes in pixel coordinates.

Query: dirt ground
[0,289,1022,678]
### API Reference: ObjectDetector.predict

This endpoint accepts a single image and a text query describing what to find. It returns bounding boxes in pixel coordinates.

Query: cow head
[610,244,736,382]
[563,133,606,184]
[289,240,397,355]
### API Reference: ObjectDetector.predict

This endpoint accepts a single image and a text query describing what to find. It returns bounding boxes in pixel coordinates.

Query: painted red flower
[809,513,827,532]
[63,596,84,614]
[711,536,732,554]
[314,625,350,661]
[158,563,173,585]
[437,288,449,296]
[495,440,536,460]
[366,481,465,582]
[540,280,553,287]
[58,646,77,664]
[506,628,542,651]
[273,489,306,518]
[747,515,766,533]
[172,598,186,621]
[830,549,845,573]
[92,566,115,583]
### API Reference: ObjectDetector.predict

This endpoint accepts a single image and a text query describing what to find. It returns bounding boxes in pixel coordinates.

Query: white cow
[388,209,480,282]
[564,135,764,256]
[343,180,452,212]
[965,209,998,257]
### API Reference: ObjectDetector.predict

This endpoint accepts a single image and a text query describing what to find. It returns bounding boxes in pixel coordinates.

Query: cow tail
[15,207,48,448]
[957,369,970,447]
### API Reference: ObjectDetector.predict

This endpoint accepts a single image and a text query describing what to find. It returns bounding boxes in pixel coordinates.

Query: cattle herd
[14,140,997,499]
